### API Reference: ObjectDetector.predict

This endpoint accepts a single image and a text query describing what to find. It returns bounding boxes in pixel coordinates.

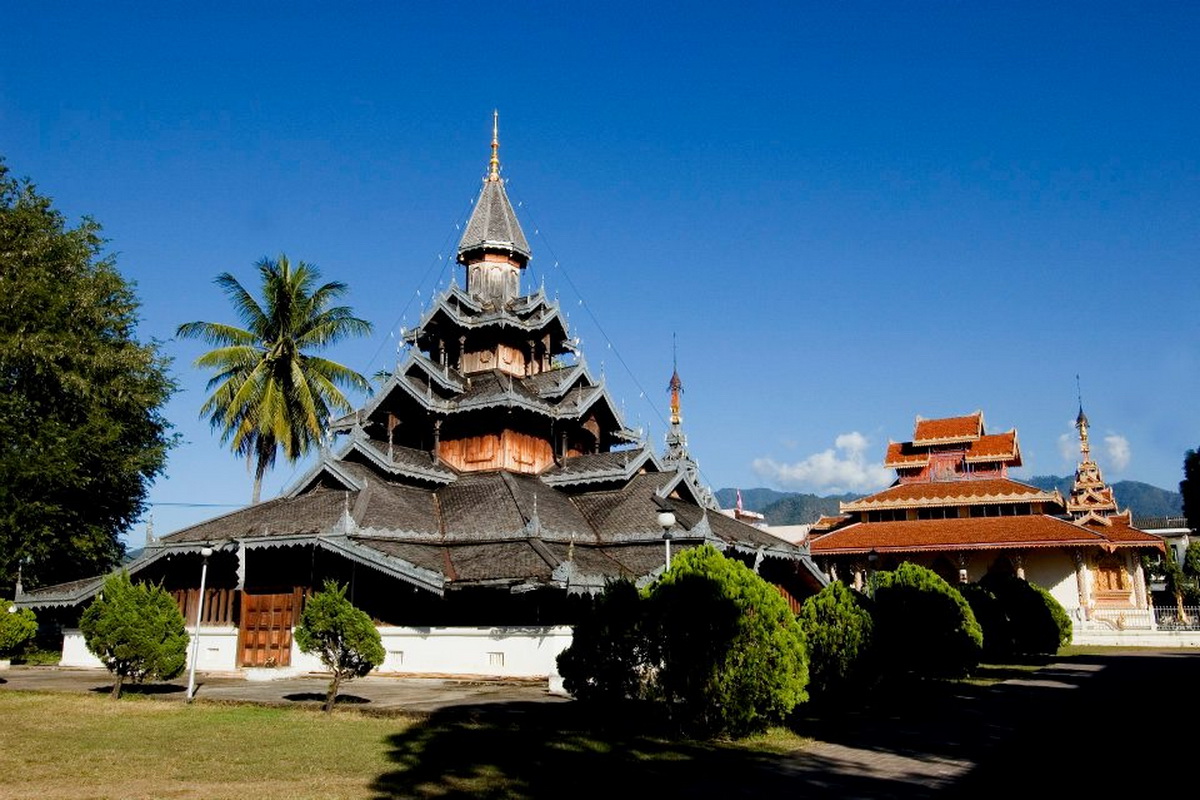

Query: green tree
[973,575,1072,657]
[556,579,649,705]
[294,581,384,713]
[648,544,808,737]
[177,256,372,503]
[0,602,37,658]
[1182,449,1200,534]
[0,162,175,592]
[80,572,188,699]
[798,581,875,703]
[869,562,983,679]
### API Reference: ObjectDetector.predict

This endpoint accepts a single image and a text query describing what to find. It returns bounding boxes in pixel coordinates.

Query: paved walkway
[3,650,1194,797]
[0,666,562,713]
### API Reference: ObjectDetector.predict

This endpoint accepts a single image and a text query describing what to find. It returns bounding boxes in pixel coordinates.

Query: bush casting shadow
[88,682,186,696]
[284,692,369,705]
[370,702,818,799]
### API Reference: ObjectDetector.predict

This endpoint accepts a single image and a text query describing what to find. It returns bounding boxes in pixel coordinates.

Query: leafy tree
[798,581,875,703]
[80,572,188,699]
[294,581,384,712]
[973,575,1071,657]
[868,562,983,679]
[556,579,649,704]
[177,256,372,503]
[0,162,176,592]
[647,544,808,737]
[0,602,37,658]
[1182,449,1200,533]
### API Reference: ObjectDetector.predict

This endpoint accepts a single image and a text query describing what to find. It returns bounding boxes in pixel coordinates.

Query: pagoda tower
[335,113,637,475]
[1065,404,1121,524]
[661,355,716,509]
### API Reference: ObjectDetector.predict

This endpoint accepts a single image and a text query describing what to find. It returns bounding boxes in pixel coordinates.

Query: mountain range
[714,477,1183,527]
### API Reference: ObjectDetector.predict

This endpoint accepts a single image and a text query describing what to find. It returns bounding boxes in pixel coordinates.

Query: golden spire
[487,109,500,182]
[1075,375,1091,461]
[668,334,683,425]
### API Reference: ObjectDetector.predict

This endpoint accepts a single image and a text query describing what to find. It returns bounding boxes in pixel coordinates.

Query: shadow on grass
[367,701,947,799]
[283,692,370,705]
[87,682,187,696]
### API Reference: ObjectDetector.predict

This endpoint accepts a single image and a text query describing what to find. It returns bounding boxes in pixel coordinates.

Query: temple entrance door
[238,591,300,667]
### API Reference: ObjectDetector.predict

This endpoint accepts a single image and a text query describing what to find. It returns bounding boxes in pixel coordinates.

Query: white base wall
[292,626,574,679]
[62,625,574,680]
[61,627,241,671]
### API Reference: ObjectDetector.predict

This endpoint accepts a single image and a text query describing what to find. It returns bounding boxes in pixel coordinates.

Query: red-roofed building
[810,410,1164,633]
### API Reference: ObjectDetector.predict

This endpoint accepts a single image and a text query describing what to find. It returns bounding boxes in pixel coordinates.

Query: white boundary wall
[62,625,574,680]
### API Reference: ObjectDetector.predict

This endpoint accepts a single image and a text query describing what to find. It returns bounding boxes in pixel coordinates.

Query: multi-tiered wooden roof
[22,117,823,609]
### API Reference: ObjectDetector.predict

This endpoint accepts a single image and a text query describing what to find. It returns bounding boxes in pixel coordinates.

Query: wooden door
[238,591,300,667]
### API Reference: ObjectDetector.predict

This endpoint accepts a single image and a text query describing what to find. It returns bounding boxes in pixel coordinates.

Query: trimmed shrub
[869,562,982,679]
[979,574,1072,655]
[648,544,808,737]
[0,602,37,658]
[798,581,875,703]
[294,581,385,712]
[959,582,1014,660]
[80,572,188,698]
[556,579,649,704]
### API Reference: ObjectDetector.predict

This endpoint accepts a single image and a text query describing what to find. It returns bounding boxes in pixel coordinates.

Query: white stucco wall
[61,626,241,671]
[1021,550,1081,614]
[290,625,574,678]
[61,625,574,678]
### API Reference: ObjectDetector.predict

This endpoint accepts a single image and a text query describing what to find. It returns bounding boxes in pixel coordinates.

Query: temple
[808,410,1164,634]
[20,116,824,678]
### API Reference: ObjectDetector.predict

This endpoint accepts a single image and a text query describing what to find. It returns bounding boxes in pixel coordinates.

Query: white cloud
[752,432,893,494]
[1104,434,1131,471]
[1058,432,1077,464]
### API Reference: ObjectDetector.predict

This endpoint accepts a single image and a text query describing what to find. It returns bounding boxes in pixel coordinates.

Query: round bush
[798,581,875,702]
[869,562,982,679]
[556,578,649,704]
[649,544,808,737]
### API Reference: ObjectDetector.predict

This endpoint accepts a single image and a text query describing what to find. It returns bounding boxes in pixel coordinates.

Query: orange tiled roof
[884,442,929,468]
[912,412,984,445]
[841,478,1058,512]
[964,431,1020,465]
[811,514,850,532]
[809,515,1163,555]
[1079,511,1165,546]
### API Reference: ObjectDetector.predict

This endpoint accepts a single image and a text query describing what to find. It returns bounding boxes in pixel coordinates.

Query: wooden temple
[20,116,825,677]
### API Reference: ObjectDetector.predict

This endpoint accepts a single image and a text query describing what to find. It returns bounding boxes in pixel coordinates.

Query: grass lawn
[0,692,813,800]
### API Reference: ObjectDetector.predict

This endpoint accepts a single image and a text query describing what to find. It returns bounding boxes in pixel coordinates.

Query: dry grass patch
[0,692,408,800]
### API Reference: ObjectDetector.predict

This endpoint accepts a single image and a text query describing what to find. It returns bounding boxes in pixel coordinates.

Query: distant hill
[1026,475,1182,518]
[714,487,862,525]
[718,477,1181,526]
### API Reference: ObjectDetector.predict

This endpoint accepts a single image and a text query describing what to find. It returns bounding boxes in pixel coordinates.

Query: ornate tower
[661,349,717,509]
[457,111,531,306]
[1066,403,1121,523]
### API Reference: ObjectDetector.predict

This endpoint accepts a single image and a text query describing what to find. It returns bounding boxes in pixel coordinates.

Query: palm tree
[177,255,372,503]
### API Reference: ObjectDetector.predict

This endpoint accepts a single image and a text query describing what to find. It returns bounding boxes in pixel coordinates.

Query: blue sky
[3,2,1198,541]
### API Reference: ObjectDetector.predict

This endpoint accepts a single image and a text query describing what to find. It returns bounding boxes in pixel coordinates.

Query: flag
[736,489,743,513]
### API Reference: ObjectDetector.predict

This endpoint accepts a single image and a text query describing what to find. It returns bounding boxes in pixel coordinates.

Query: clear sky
[3,2,1198,542]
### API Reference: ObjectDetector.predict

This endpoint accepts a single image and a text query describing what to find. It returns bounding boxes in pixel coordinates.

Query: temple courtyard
[0,648,1190,798]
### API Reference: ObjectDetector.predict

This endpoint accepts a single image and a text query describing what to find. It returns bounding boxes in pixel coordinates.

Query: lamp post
[186,546,213,702]
[657,510,676,571]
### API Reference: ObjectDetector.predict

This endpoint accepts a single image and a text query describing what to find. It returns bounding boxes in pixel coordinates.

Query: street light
[186,546,214,702]
[657,510,676,570]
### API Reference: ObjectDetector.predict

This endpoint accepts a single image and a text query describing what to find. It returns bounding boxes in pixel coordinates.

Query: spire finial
[488,109,500,182]
[1074,374,1091,460]
[668,334,683,426]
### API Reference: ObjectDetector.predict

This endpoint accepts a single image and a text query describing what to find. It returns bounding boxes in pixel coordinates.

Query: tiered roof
[810,410,1163,558]
[21,118,821,608]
